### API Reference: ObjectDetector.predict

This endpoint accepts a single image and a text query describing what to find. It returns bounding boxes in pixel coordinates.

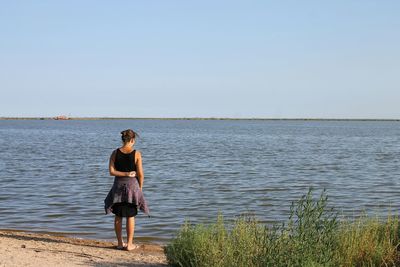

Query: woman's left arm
[136,151,144,190]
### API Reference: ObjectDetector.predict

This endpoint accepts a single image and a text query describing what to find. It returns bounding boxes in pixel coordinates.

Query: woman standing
[104,129,149,251]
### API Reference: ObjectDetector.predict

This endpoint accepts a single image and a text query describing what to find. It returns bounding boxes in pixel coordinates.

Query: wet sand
[0,229,167,267]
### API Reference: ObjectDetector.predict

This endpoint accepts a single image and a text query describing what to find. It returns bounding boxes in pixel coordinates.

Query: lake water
[0,119,399,244]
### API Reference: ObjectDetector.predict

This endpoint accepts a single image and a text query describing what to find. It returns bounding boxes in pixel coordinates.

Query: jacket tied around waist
[104,176,149,216]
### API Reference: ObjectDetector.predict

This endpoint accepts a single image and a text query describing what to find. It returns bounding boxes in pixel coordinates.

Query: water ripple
[0,120,399,244]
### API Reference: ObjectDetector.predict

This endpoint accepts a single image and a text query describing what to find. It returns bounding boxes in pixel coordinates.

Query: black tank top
[114,149,136,172]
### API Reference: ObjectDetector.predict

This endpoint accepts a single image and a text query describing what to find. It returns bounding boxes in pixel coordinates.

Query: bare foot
[125,243,139,251]
[116,242,126,250]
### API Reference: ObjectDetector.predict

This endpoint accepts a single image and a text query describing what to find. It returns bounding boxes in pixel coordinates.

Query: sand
[0,229,168,267]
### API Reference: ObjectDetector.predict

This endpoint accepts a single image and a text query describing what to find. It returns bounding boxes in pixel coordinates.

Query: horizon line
[1,116,399,121]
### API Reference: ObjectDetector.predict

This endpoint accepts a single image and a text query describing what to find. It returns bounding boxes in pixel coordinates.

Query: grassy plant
[286,188,338,266]
[334,215,400,266]
[165,188,400,267]
[259,188,339,267]
[165,214,266,267]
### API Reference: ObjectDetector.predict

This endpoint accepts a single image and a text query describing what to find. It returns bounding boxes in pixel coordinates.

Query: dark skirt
[111,202,138,217]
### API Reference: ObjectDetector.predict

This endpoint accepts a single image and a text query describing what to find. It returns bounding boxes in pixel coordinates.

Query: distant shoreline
[0,117,399,121]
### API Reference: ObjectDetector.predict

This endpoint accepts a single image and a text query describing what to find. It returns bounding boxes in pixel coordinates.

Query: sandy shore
[0,229,167,267]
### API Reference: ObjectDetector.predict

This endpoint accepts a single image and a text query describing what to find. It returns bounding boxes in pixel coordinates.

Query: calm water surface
[0,119,399,244]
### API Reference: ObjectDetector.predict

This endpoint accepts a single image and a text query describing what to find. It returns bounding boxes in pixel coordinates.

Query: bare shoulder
[134,150,142,166]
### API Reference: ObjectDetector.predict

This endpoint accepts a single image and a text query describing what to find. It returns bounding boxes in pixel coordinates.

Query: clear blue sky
[0,1,399,118]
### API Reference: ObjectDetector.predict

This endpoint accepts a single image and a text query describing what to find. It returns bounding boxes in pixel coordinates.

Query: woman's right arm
[109,150,135,177]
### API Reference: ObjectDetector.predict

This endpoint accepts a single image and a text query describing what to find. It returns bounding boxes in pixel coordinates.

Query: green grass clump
[165,215,266,267]
[334,216,400,266]
[165,189,400,267]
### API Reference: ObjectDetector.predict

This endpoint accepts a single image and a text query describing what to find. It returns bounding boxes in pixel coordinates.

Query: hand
[128,171,136,177]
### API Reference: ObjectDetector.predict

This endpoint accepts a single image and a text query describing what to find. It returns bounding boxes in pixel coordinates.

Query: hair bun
[120,129,138,143]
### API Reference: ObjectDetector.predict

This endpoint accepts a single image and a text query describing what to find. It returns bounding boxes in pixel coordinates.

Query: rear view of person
[104,129,149,251]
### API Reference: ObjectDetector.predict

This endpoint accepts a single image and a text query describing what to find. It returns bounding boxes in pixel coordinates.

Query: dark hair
[120,129,139,143]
